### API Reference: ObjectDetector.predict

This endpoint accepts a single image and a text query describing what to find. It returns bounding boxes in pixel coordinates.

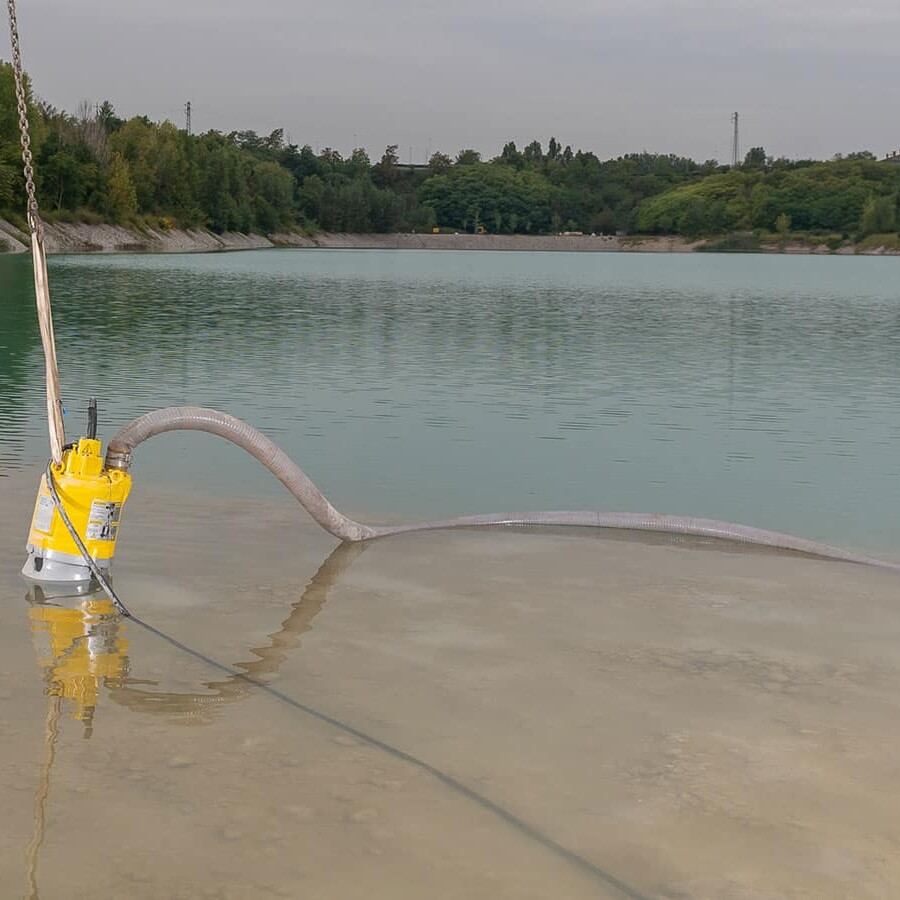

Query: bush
[696,232,760,253]
[859,195,897,237]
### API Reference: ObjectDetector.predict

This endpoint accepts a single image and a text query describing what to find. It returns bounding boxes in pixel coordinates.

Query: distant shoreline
[1,220,899,256]
[300,232,701,253]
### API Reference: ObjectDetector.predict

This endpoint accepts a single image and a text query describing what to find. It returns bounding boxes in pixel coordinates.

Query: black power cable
[44,460,130,617]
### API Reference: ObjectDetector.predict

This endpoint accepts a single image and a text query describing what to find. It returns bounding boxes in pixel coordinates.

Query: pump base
[22,545,109,585]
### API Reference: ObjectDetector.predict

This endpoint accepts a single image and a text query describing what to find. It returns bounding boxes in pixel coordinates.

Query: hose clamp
[104,446,133,472]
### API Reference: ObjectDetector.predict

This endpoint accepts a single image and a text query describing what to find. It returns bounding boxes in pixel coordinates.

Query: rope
[7,0,66,463]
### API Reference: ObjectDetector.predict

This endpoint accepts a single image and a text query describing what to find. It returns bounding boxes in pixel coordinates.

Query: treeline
[635,152,900,240]
[2,60,898,240]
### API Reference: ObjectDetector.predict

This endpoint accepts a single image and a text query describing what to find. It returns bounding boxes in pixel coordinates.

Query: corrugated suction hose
[106,406,900,571]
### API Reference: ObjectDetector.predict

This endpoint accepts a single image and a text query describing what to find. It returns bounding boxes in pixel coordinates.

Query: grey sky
[11,0,900,163]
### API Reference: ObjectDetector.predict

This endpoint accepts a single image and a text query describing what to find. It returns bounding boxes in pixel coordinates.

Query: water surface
[2,478,900,899]
[3,249,900,551]
[2,249,900,898]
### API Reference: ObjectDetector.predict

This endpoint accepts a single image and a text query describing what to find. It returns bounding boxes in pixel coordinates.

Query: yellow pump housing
[23,439,132,583]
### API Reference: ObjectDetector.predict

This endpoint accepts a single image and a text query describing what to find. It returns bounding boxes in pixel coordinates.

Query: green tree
[420,164,551,233]
[0,162,15,207]
[498,142,523,169]
[299,174,325,223]
[743,147,767,169]
[0,60,46,207]
[0,61,46,152]
[859,195,897,236]
[105,152,137,220]
[97,100,124,133]
[153,122,192,213]
[110,117,158,211]
[679,198,709,237]
[252,160,295,230]
[522,140,543,167]
[455,148,481,166]
[373,145,400,187]
[345,147,371,180]
[427,151,451,176]
[775,211,791,240]
[42,150,79,209]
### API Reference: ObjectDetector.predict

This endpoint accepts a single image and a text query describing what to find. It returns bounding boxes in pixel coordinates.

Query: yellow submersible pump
[22,401,132,584]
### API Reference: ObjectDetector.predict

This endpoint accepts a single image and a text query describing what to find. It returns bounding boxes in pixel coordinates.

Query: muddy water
[2,472,900,899]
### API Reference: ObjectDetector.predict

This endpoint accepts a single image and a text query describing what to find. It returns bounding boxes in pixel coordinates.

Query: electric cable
[44,461,130,616]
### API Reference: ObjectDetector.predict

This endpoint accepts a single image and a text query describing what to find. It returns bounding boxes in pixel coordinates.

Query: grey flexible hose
[107,406,900,572]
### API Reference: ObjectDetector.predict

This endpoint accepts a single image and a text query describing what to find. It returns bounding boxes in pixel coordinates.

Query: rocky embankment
[0,219,310,254]
[2,220,898,255]
[0,221,696,254]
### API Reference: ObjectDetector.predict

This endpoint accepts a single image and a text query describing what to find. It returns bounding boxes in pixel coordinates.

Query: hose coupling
[104,444,132,472]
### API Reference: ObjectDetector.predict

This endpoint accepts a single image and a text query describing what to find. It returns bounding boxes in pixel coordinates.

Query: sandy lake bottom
[1,472,899,899]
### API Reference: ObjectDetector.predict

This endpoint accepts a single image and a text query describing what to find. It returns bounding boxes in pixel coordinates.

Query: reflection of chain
[6,0,42,241]
[24,694,61,900]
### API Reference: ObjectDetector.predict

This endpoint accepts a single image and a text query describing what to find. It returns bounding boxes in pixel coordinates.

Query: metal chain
[7,0,43,241]
[7,0,65,461]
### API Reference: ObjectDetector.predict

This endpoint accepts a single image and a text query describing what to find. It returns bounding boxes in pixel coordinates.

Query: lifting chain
[6,0,42,240]
[6,0,66,462]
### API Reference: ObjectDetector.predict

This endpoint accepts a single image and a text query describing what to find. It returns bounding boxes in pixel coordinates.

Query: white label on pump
[86,500,123,542]
[34,495,55,533]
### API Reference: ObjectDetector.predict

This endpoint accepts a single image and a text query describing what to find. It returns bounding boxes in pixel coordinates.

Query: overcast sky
[9,0,900,163]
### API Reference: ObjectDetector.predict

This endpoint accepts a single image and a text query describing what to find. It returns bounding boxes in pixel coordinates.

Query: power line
[184,100,191,135]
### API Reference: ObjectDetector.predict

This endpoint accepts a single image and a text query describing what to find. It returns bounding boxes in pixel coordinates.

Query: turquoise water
[3,248,900,552]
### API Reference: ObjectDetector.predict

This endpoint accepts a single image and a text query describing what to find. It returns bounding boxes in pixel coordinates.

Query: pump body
[23,438,132,583]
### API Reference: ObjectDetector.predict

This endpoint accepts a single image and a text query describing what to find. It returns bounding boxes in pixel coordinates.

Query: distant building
[883,151,900,165]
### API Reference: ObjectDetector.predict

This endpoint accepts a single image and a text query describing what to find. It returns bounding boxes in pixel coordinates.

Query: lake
[1,248,900,899]
[4,249,900,551]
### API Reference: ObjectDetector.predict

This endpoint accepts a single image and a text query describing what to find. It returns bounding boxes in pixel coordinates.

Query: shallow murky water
[2,473,900,899]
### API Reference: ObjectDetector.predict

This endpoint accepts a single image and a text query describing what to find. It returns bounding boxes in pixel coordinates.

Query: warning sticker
[34,495,55,533]
[86,500,123,542]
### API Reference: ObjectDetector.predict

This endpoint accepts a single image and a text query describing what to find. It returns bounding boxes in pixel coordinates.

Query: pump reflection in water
[21,543,363,900]
[27,541,364,725]
[24,581,127,900]
[27,582,129,738]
